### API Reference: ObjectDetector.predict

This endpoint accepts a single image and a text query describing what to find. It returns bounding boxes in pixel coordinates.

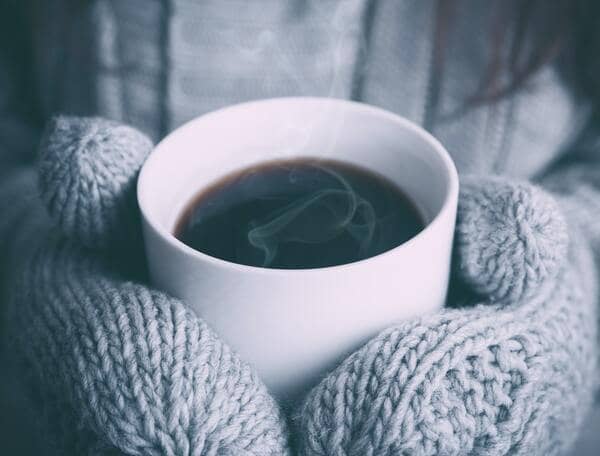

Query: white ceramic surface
[138,97,459,400]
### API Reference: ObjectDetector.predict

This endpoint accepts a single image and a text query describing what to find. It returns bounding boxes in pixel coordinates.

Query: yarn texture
[6,118,291,456]
[38,116,153,249]
[2,117,598,455]
[2,3,599,452]
[298,238,596,455]
[297,176,597,455]
[456,176,569,304]
[11,242,290,456]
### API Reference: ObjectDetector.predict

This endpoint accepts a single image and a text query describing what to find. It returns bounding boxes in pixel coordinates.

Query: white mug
[138,97,459,401]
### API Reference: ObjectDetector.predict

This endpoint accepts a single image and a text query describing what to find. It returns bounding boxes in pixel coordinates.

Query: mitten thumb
[38,116,153,250]
[454,175,569,305]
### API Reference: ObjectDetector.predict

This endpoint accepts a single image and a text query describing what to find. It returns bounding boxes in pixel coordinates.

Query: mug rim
[137,97,459,274]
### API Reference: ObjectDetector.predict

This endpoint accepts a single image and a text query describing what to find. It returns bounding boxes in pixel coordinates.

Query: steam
[247,164,376,267]
[233,1,369,158]
[228,2,376,267]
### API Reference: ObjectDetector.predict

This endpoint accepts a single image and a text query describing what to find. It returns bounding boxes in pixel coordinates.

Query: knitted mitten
[298,176,598,455]
[4,116,290,456]
[4,116,598,455]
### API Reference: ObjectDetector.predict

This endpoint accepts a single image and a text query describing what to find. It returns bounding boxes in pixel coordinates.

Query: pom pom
[455,176,569,304]
[38,116,152,249]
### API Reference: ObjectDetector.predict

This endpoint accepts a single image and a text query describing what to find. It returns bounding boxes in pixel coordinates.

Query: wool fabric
[8,238,291,456]
[298,238,597,455]
[2,117,597,455]
[455,176,569,304]
[2,2,600,453]
[38,116,153,250]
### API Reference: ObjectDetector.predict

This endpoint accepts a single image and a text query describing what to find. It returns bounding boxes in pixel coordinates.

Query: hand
[5,117,290,455]
[297,176,598,455]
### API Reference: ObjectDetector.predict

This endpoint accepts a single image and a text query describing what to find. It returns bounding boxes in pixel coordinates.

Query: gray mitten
[5,116,290,455]
[298,176,598,455]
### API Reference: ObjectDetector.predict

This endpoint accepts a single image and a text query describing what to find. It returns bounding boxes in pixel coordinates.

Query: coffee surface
[174,158,424,269]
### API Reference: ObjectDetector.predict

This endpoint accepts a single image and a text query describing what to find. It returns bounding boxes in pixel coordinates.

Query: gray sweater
[1,1,599,454]
[4,0,598,242]
[3,0,585,175]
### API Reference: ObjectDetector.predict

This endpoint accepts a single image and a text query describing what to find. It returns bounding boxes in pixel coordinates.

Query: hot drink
[174,158,424,269]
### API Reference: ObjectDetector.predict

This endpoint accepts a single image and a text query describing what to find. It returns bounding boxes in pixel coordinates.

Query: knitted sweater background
[1,1,600,455]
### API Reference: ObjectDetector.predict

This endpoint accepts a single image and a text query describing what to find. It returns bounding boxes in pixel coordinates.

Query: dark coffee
[174,158,424,269]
